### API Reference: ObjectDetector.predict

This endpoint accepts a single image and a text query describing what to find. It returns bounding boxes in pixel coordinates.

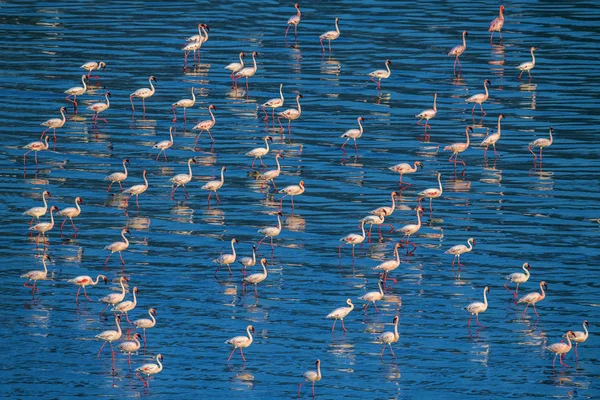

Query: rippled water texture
[1,1,599,398]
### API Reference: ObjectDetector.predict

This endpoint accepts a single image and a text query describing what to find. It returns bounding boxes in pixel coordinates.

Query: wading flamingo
[397,206,423,254]
[132,308,157,346]
[517,47,538,80]
[416,93,437,131]
[546,331,574,369]
[448,31,468,73]
[235,51,258,91]
[418,172,442,213]
[81,61,106,81]
[481,114,505,157]
[243,258,268,295]
[466,79,491,116]
[40,107,67,141]
[489,5,505,43]
[445,237,475,270]
[103,229,131,268]
[326,299,354,332]
[373,243,402,287]
[129,76,157,114]
[105,159,130,192]
[96,315,122,360]
[21,255,51,297]
[201,165,226,205]
[68,273,107,303]
[262,83,285,123]
[256,212,282,251]
[518,281,547,318]
[136,354,163,387]
[23,190,51,227]
[58,196,83,235]
[504,262,531,298]
[23,136,50,166]
[99,276,128,317]
[192,104,217,144]
[378,315,400,358]
[528,127,553,162]
[285,3,301,39]
[64,75,87,109]
[119,333,142,367]
[320,18,340,53]
[87,92,111,124]
[359,280,384,314]
[466,286,490,328]
[444,126,471,169]
[246,136,273,168]
[213,238,238,277]
[278,180,305,212]
[238,246,257,277]
[124,170,149,207]
[368,59,392,91]
[225,52,244,86]
[259,154,284,191]
[29,205,58,244]
[226,325,254,362]
[170,158,197,198]
[153,127,174,161]
[114,286,139,323]
[341,117,365,150]
[389,162,423,187]
[338,220,366,258]
[172,87,196,122]
[277,93,302,132]
[571,320,590,360]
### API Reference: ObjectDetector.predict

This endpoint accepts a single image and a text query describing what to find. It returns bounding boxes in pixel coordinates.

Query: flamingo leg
[298,382,304,396]
[311,381,315,397]
[171,186,179,198]
[75,287,81,303]
[104,253,113,268]
[522,304,530,318]
[389,344,396,358]
[575,343,579,360]
[83,286,93,302]
[97,341,107,356]
[320,39,325,53]
[341,319,347,332]
[528,146,537,161]
[227,347,237,362]
[468,314,473,327]
[552,353,558,368]
[240,348,246,362]
[504,283,517,298]
[373,302,379,313]
[341,138,349,149]
[119,252,125,267]
[331,320,336,332]
[532,304,539,317]
[183,186,190,198]
[475,314,486,328]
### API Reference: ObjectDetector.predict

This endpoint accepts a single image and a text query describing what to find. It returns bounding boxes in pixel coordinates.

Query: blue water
[1,1,599,398]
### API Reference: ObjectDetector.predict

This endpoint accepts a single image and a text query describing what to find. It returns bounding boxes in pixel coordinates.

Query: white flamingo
[103,229,131,268]
[226,325,255,362]
[225,52,244,86]
[389,161,423,187]
[466,286,490,328]
[58,196,83,234]
[277,93,302,132]
[546,331,574,368]
[518,281,547,318]
[119,333,142,367]
[504,262,531,298]
[326,298,354,332]
[68,273,107,303]
[397,206,424,254]
[285,3,301,39]
[235,51,259,91]
[373,243,402,287]
[64,75,88,108]
[257,212,282,251]
[170,158,197,198]
[278,180,305,212]
[341,116,365,150]
[370,191,399,223]
[114,286,139,323]
[213,238,238,277]
[368,59,392,91]
[418,172,442,213]
[96,315,122,359]
[262,83,285,123]
[172,87,196,122]
[466,79,491,116]
[528,127,554,162]
[415,93,437,131]
[238,245,257,277]
[192,104,217,143]
[136,354,164,387]
[201,165,226,205]
[259,153,284,191]
[243,258,268,295]
[183,24,209,65]
[40,106,67,141]
[320,18,340,53]
[445,238,475,270]
[517,47,538,80]
[378,315,400,358]
[23,135,50,166]
[21,255,51,297]
[132,308,157,346]
[359,280,384,314]
[29,205,58,243]
[339,220,366,258]
[99,276,129,316]
[81,61,106,81]
[105,158,130,192]
[246,136,273,168]
[129,76,157,113]
[444,126,472,169]
[23,190,51,228]
[481,114,505,157]
[448,31,468,73]
[87,91,111,124]
[571,320,590,360]
[153,127,174,161]
[123,170,149,207]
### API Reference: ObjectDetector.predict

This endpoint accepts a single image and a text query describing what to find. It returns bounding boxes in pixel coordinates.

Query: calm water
[1,0,599,398]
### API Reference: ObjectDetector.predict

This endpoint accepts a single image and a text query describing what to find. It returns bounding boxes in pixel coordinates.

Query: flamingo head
[106,91,111,98]
[209,104,216,110]
[335,17,339,23]
[158,354,164,362]
[222,165,227,171]
[248,325,255,334]
[299,180,305,187]
[51,206,59,212]
[102,276,108,284]
[134,333,142,340]
[276,153,284,159]
[416,205,425,215]
[124,158,131,165]
[485,79,491,86]
[43,254,52,262]
[116,315,122,322]
[500,5,505,12]
[499,114,505,120]
[295,3,300,9]
[485,286,490,294]
[467,126,474,133]
[150,76,157,83]
[122,276,129,282]
[549,126,554,133]
[463,30,468,37]
[191,158,198,164]
[202,24,210,32]
[359,116,365,122]
[298,93,303,99]
[524,262,531,270]
[134,287,139,294]
[315,359,320,366]
[232,238,239,244]
[541,281,548,291]
[76,197,83,204]
[416,161,424,169]
[469,237,476,245]
[266,135,273,142]
[386,59,392,66]
[252,245,256,250]
[531,47,538,51]
[260,258,268,266]
[60,106,68,113]
[253,51,259,57]
[99,62,106,69]
[277,210,283,216]
[394,242,403,249]
[584,320,589,328]
[392,315,399,324]
[123,228,131,235]
[44,190,52,197]
[346,298,353,306]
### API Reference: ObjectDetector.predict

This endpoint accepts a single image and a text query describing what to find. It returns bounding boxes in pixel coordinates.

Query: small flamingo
[129,76,157,114]
[96,315,122,360]
[226,325,254,362]
[183,24,209,65]
[517,47,538,80]
[466,286,490,328]
[415,93,437,131]
[114,286,139,323]
[99,276,128,317]
[256,212,282,251]
[81,61,106,81]
[278,180,305,212]
[370,191,399,221]
[243,258,268,295]
[105,158,130,192]
[445,238,475,270]
[373,243,402,287]
[192,104,217,144]
[389,162,423,187]
[341,116,365,150]
[262,83,285,123]
[213,238,238,277]
[21,255,51,297]
[277,93,302,132]
[246,136,273,168]
[172,87,196,122]
[285,3,301,39]
[466,79,491,116]
[104,228,131,268]
[397,206,423,254]
[298,359,321,397]
[29,205,58,244]
[571,320,590,360]
[40,107,67,141]
[359,280,384,314]
[68,273,107,303]
[124,170,149,207]
[481,114,505,157]
[132,308,157,346]
[489,5,505,43]
[23,190,51,227]
[87,92,111,124]
[58,196,83,235]
[528,127,554,162]
[259,153,284,191]
[546,331,574,368]
[136,354,164,387]
[64,75,88,109]
[518,281,547,318]
[418,172,443,213]
[201,165,226,205]
[235,51,259,91]
[153,127,174,161]
[119,333,142,367]
[361,209,388,240]
[320,18,340,53]
[338,220,366,258]
[23,135,50,166]
[448,31,468,73]
[225,52,244,86]
[368,59,392,91]
[378,315,400,358]
[326,298,354,332]
[170,158,197,198]
[504,262,531,298]
[238,246,257,277]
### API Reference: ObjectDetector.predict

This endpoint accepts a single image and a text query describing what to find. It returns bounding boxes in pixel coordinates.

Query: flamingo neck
[156,355,163,371]
[264,137,270,151]
[416,209,421,227]
[252,53,257,70]
[148,78,155,95]
[132,288,137,306]
[231,240,237,257]
[385,62,391,76]
[123,161,129,177]
[49,207,55,226]
[582,324,589,339]
[133,335,141,347]
[316,362,321,379]
[565,334,572,351]
[196,24,202,42]
[483,82,489,99]
[276,214,282,231]
[279,85,283,102]
[433,94,437,111]
[462,32,467,47]
[483,288,488,307]
[296,95,302,115]
[347,301,354,311]
[296,5,301,17]
[360,221,366,239]
[390,192,396,210]
[105,93,110,107]
[466,239,473,251]
[437,174,443,192]
[43,136,50,149]
[142,171,148,188]
[246,327,254,343]
[169,128,174,143]
[116,316,122,335]
[394,318,399,340]
[121,231,129,246]
[394,245,400,263]
[499,7,504,19]
[465,128,470,147]
[275,157,281,172]
[149,310,156,325]
[262,261,268,276]
[548,128,553,144]
[42,258,48,274]
[377,280,384,296]
[220,168,225,184]
[191,87,196,103]
[209,107,215,123]
[334,19,339,34]
[497,118,502,137]
[202,26,209,42]
[75,199,82,213]
[60,108,67,122]
[357,118,363,134]
[81,75,87,89]
[239,53,244,67]
[531,49,536,65]
[119,278,126,296]
[187,159,193,178]
[539,284,546,299]
[251,247,256,263]
[523,265,530,279]
[42,192,49,211]
[93,275,104,285]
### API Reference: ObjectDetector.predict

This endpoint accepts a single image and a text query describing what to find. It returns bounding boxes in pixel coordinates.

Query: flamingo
[172,87,196,122]
[119,333,142,367]
[259,153,284,191]
[338,220,366,258]
[225,52,244,86]
[528,127,554,162]
[547,331,574,368]
[114,286,139,323]
[87,92,111,124]
[105,158,130,192]
[238,245,257,277]
[68,274,107,303]
[23,190,51,227]
[213,238,238,277]
[40,107,67,141]
[320,18,340,53]
[517,47,538,80]
[278,180,305,212]
[201,165,226,205]
[21,255,51,297]
[136,354,164,387]
[186,22,210,43]
[326,299,354,332]
[257,212,282,251]
[448,31,468,73]
[153,127,174,161]
[370,191,399,221]
[235,51,258,91]
[298,359,321,397]
[262,83,285,123]
[246,136,273,168]
[361,209,388,240]
[170,158,197,198]
[103,228,131,268]
[359,280,384,314]
[445,126,472,169]
[418,172,442,213]
[571,320,590,359]
[58,196,83,235]
[132,308,157,346]
[341,116,365,150]
[481,114,505,157]
[277,93,302,132]
[518,281,547,318]
[489,5,505,43]
[64,75,88,109]
[226,325,254,362]
[23,135,50,166]
[466,286,490,328]
[243,258,268,295]
[124,170,149,207]
[415,93,437,131]
[368,59,392,91]
[100,276,129,317]
[378,315,400,358]
[285,3,301,39]
[445,238,475,270]
[183,24,209,65]
[373,243,402,287]
[192,104,217,143]
[81,61,106,81]
[29,205,58,244]
[389,162,423,187]
[96,315,123,362]
[397,206,423,254]
[504,262,531,298]
[466,79,491,116]
[129,76,157,113]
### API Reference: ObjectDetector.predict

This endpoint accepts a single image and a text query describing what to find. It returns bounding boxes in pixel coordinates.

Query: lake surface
[1,0,599,398]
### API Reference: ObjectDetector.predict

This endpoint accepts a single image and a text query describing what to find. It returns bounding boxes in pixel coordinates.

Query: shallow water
[1,0,599,398]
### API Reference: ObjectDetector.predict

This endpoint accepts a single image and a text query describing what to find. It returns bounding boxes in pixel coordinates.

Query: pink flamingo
[338,220,366,258]
[136,354,163,387]
[172,87,196,122]
[225,52,244,86]
[192,104,217,144]
[320,18,340,53]
[123,170,149,207]
[285,3,301,39]
[40,107,67,141]
[21,255,51,297]
[415,93,437,132]
[68,273,107,303]
[389,161,423,187]
[226,326,254,362]
[81,61,106,81]
[105,159,130,192]
[546,331,575,368]
[234,51,258,92]
[278,180,305,212]
[466,79,491,116]
[504,262,531,298]
[58,196,83,235]
[481,114,505,157]
[489,5,505,43]
[341,117,365,150]
[417,173,442,213]
[119,333,142,367]
[129,76,157,114]
[132,308,157,346]
[528,127,553,162]
[96,315,122,361]
[466,286,490,328]
[326,299,354,332]
[445,126,472,169]
[23,136,50,166]
[517,281,547,318]
[103,228,131,268]
[29,205,58,244]
[277,93,302,132]
[87,92,111,124]
[368,60,392,91]
[448,31,468,73]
